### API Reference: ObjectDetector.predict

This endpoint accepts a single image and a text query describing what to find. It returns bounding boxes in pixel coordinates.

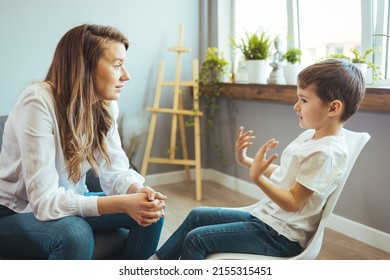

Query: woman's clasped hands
[126,183,167,227]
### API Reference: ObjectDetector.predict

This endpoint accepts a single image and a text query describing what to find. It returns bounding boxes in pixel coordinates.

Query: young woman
[0,24,166,260]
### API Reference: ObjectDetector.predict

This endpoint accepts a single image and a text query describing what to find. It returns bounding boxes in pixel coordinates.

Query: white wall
[0,0,199,171]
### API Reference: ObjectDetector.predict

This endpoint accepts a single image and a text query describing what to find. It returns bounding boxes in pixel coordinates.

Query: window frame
[231,0,390,86]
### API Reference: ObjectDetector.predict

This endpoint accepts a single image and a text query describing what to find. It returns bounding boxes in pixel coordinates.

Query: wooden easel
[141,25,203,201]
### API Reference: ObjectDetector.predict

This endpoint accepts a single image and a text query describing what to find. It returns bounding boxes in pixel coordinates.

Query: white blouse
[0,82,145,221]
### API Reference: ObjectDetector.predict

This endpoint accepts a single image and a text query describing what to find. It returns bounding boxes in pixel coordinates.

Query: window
[373,0,390,83]
[297,0,360,65]
[233,0,390,85]
[234,0,287,42]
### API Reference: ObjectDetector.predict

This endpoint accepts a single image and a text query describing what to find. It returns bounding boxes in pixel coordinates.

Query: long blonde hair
[45,24,129,183]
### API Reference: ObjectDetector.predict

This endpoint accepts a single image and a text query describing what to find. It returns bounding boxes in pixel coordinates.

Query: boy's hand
[250,138,279,181]
[235,126,255,167]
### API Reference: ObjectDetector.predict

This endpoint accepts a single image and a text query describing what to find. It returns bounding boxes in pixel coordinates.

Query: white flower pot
[354,63,368,79]
[245,59,268,84]
[283,63,302,85]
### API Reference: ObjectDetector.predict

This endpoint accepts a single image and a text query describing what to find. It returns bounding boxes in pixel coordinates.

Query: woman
[0,24,166,260]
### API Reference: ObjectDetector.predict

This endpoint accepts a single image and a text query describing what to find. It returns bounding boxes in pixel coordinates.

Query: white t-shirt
[250,129,348,247]
[0,82,144,221]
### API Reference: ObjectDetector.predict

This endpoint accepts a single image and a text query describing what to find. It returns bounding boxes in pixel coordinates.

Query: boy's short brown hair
[297,59,366,121]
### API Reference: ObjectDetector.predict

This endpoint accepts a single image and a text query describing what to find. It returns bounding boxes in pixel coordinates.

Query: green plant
[198,47,230,164]
[350,47,379,64]
[327,53,349,60]
[282,47,302,64]
[198,47,229,135]
[199,47,229,87]
[328,47,381,81]
[230,30,272,60]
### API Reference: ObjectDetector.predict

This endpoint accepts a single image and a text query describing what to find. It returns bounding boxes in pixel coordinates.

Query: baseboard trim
[145,168,390,253]
[145,169,192,186]
[327,214,390,253]
[202,169,266,200]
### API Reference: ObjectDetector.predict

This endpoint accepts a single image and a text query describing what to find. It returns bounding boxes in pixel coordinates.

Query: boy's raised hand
[235,126,255,168]
[250,138,279,180]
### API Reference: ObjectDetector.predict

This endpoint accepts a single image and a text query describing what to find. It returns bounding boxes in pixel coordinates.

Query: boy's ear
[328,100,343,116]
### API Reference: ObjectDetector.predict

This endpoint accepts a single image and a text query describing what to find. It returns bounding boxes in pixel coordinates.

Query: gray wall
[206,98,390,234]
[0,0,199,173]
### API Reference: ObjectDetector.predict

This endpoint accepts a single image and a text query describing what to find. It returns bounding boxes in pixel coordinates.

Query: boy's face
[294,85,332,131]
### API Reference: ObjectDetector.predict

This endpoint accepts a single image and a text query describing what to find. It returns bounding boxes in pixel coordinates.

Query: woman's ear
[328,100,343,117]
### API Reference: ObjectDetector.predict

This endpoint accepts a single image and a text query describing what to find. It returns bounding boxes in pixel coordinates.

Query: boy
[150,59,366,260]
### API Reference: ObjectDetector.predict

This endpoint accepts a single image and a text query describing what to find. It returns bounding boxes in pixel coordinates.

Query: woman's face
[93,41,130,101]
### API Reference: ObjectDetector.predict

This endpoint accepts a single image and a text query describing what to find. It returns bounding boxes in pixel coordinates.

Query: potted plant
[198,47,230,164]
[199,47,229,87]
[328,47,381,81]
[198,47,229,135]
[231,30,272,84]
[282,47,302,85]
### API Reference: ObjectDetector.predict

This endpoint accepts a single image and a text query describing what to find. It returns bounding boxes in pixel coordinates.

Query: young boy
[150,59,366,260]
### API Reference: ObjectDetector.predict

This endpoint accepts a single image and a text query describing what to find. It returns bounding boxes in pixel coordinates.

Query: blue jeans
[156,206,303,260]
[0,196,164,260]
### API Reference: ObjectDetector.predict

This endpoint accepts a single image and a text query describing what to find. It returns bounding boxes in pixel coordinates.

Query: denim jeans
[156,206,303,260]
[0,194,164,260]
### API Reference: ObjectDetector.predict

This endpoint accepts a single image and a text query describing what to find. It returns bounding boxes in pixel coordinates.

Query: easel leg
[141,112,158,176]
[192,59,202,201]
[194,113,202,201]
[178,94,191,183]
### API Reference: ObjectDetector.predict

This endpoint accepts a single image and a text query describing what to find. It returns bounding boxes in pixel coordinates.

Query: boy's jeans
[156,206,303,260]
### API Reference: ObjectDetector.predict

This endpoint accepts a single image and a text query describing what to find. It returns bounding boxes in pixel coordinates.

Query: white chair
[206,128,371,260]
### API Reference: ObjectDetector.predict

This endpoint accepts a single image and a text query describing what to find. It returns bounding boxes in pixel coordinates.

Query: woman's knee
[53,216,94,257]
[155,217,164,231]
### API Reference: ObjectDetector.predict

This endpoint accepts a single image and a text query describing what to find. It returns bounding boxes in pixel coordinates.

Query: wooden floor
[154,180,390,260]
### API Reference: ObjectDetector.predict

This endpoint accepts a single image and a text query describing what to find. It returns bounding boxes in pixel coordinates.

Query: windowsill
[200,83,390,113]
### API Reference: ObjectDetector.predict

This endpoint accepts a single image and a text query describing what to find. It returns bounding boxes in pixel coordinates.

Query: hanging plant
[198,47,229,135]
[197,47,231,164]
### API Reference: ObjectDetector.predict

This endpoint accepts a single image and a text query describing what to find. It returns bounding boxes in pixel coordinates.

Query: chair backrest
[292,128,371,259]
[206,128,370,260]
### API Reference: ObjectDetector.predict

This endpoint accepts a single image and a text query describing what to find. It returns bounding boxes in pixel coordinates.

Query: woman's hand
[128,183,167,201]
[235,126,255,168]
[132,184,167,227]
[249,138,279,182]
[99,184,167,227]
[122,193,166,227]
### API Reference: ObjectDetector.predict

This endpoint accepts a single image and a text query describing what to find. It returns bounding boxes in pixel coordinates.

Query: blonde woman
[0,24,166,259]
